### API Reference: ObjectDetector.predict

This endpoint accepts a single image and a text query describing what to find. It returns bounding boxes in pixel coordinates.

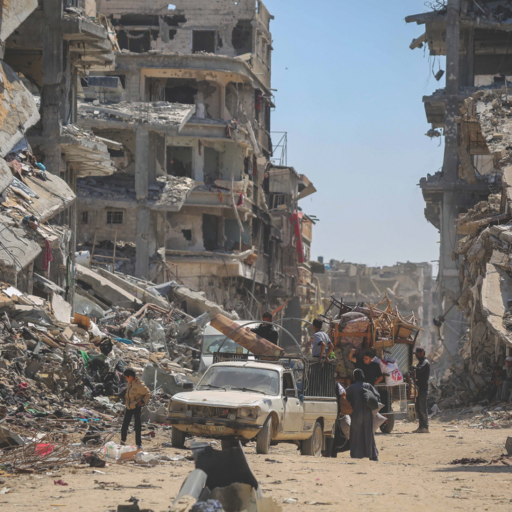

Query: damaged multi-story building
[0,0,118,303]
[407,1,512,365]
[73,0,318,318]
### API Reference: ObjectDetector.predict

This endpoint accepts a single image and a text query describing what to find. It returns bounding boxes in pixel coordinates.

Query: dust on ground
[1,414,511,512]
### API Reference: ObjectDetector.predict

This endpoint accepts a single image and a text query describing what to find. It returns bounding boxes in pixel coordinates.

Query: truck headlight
[237,407,260,419]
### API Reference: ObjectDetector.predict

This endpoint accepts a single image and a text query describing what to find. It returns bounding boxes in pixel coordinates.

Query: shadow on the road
[433,466,512,473]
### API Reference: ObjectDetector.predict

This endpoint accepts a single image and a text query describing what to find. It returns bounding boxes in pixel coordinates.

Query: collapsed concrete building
[73,0,319,319]
[314,259,436,352]
[407,1,512,366]
[0,0,118,304]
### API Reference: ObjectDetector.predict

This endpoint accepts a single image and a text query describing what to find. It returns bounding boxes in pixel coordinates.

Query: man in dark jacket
[412,347,430,433]
[249,312,279,344]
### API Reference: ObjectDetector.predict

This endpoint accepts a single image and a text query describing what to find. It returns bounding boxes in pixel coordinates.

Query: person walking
[412,347,430,433]
[121,368,150,449]
[346,368,380,461]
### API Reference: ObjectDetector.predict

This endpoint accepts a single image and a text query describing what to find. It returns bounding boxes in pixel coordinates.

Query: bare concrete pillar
[135,208,150,279]
[439,0,465,356]
[148,130,158,185]
[41,0,63,175]
[135,126,149,200]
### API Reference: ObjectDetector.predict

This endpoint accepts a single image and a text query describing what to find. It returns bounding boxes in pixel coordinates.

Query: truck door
[281,371,303,433]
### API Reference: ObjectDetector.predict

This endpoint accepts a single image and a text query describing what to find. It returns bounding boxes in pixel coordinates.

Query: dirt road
[1,414,511,512]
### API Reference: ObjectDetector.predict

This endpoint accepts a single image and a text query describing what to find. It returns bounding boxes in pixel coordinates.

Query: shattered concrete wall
[0,61,40,156]
[96,0,272,81]
[454,89,512,369]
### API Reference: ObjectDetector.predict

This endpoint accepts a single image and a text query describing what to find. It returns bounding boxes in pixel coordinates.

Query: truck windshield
[202,335,250,355]
[198,366,279,395]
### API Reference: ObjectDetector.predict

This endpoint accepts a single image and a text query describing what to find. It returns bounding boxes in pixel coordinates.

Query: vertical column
[148,130,157,185]
[441,0,465,354]
[135,126,150,278]
[192,140,205,182]
[42,0,63,175]
[135,126,149,200]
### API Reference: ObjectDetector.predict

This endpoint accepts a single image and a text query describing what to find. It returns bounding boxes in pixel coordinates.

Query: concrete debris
[79,101,195,129]
[77,172,195,208]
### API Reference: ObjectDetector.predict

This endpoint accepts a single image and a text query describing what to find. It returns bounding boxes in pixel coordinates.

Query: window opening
[106,211,124,225]
[81,211,89,224]
[193,30,215,53]
[182,229,192,241]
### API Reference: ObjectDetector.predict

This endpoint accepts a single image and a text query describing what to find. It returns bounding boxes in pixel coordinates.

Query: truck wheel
[221,440,239,450]
[256,417,273,454]
[301,421,323,457]
[171,427,186,448]
[380,415,395,434]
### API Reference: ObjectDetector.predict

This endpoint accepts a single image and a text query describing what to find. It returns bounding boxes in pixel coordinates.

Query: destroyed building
[407,1,512,366]
[74,0,319,319]
[314,260,436,351]
[0,0,119,305]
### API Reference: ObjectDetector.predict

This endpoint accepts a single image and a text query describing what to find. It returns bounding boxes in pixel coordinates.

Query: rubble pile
[79,101,195,127]
[0,262,219,472]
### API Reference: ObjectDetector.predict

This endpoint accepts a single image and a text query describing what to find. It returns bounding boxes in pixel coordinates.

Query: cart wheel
[379,415,395,434]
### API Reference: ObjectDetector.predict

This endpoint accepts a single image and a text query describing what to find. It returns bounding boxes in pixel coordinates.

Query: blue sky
[264,0,445,268]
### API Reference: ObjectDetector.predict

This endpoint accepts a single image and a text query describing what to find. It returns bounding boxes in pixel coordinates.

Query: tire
[171,426,186,448]
[221,440,239,450]
[379,415,395,434]
[301,421,323,457]
[256,416,273,454]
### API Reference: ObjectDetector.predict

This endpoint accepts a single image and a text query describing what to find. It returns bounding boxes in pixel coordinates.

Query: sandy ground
[1,414,511,512]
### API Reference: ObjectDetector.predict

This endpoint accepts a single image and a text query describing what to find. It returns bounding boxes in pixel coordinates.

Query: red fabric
[42,239,53,271]
[236,192,244,208]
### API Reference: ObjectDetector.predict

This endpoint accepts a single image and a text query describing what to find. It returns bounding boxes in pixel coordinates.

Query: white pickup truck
[167,360,338,456]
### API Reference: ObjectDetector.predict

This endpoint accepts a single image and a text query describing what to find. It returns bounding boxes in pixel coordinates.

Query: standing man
[412,347,430,434]
[247,312,279,344]
[502,356,512,402]
[121,368,151,449]
[311,318,334,359]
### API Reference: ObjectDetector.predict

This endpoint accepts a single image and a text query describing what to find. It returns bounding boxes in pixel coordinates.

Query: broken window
[81,211,89,224]
[116,30,154,53]
[202,214,219,251]
[167,146,193,178]
[106,211,124,225]
[193,31,215,53]
[232,20,253,56]
[181,229,192,241]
